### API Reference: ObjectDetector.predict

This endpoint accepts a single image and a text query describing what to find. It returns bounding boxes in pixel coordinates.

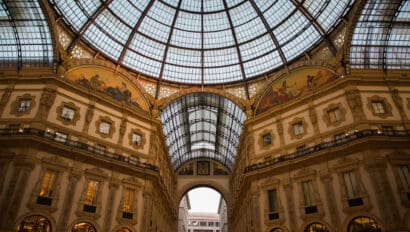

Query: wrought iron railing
[244,129,410,173]
[0,127,158,172]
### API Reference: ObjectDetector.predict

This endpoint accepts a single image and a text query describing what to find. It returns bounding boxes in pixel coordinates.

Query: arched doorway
[16,215,51,232]
[70,222,97,232]
[348,216,382,232]
[178,187,227,232]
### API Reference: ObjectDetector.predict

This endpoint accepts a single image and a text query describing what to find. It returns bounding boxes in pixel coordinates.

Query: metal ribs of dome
[159,93,246,171]
[50,0,354,85]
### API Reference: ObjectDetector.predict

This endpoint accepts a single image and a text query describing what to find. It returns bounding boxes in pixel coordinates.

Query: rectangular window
[267,189,278,212]
[132,133,142,145]
[99,121,111,134]
[343,171,360,199]
[123,188,135,213]
[18,99,31,112]
[61,106,75,121]
[84,180,99,206]
[39,170,57,197]
[301,180,315,206]
[372,101,385,114]
[54,132,67,143]
[398,165,410,192]
[328,108,341,123]
[293,122,304,136]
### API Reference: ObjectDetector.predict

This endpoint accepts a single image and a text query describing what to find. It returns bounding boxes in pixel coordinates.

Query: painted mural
[256,68,338,115]
[64,67,149,112]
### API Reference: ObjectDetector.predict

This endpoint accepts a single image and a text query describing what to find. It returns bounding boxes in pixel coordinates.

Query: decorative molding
[322,103,347,127]
[56,101,81,126]
[366,95,393,119]
[345,88,364,120]
[83,105,95,133]
[10,94,36,117]
[95,115,116,139]
[0,88,13,115]
[37,88,57,120]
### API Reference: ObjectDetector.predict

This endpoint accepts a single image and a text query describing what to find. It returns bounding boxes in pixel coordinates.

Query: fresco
[256,68,338,115]
[64,67,149,112]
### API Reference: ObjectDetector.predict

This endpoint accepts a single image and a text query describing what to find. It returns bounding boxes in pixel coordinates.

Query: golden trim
[367,95,393,119]
[95,116,115,139]
[56,101,80,126]
[288,117,308,140]
[10,94,36,117]
[128,128,146,150]
[322,103,347,127]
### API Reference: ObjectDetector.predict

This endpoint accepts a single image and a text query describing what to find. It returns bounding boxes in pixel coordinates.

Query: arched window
[115,228,131,232]
[270,228,284,232]
[70,222,96,232]
[348,216,382,232]
[304,222,329,232]
[16,215,51,232]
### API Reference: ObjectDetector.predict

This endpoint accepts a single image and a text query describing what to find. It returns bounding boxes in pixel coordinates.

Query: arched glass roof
[159,93,246,171]
[50,0,353,85]
[0,0,54,68]
[350,0,410,70]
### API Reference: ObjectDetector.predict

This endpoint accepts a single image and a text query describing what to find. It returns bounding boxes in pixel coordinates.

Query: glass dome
[50,0,353,85]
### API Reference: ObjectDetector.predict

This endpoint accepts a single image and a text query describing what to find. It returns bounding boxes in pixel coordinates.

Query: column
[57,171,81,231]
[283,183,297,232]
[320,173,341,231]
[103,181,119,231]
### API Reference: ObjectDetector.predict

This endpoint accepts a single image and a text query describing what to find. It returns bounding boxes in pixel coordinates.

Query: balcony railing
[244,129,410,173]
[0,127,158,172]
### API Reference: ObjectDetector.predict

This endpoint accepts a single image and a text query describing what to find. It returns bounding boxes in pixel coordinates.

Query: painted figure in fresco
[306,75,318,89]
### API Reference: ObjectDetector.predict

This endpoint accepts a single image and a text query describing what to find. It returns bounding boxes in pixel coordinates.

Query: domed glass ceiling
[50,0,353,84]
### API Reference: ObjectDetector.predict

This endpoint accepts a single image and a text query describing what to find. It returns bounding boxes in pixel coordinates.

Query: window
[215,222,219,227]
[18,99,31,112]
[371,101,385,114]
[327,108,341,123]
[262,133,272,146]
[304,223,329,232]
[208,221,214,226]
[84,180,99,206]
[343,171,360,199]
[17,215,51,232]
[123,188,134,213]
[293,122,304,136]
[132,133,142,146]
[397,165,410,192]
[348,216,381,232]
[301,180,315,206]
[267,189,278,212]
[71,222,97,232]
[99,121,111,135]
[39,170,57,198]
[61,106,75,121]
[54,132,67,143]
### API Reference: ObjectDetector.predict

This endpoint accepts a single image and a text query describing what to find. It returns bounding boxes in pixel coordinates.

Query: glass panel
[348,217,382,232]
[343,171,359,199]
[49,0,352,84]
[71,222,96,232]
[123,188,134,213]
[267,189,278,212]
[301,180,315,206]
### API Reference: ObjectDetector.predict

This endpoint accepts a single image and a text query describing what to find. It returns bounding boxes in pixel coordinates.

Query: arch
[268,227,287,232]
[159,92,247,171]
[112,226,133,232]
[300,220,333,232]
[68,220,100,232]
[342,213,385,232]
[176,179,231,212]
[347,216,382,232]
[255,66,339,115]
[16,214,52,232]
[62,65,151,113]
